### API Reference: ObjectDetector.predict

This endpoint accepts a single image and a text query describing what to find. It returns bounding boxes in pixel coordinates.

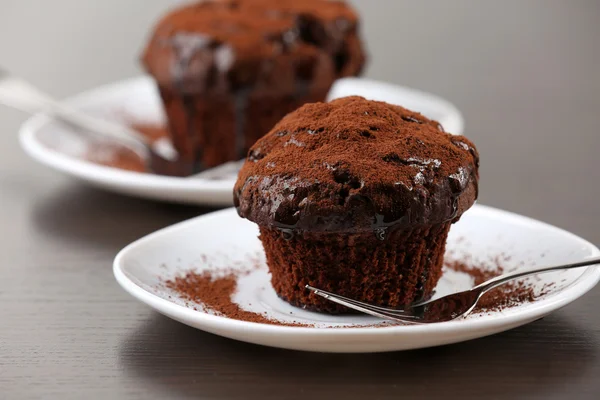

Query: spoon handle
[0,70,148,157]
[477,256,600,293]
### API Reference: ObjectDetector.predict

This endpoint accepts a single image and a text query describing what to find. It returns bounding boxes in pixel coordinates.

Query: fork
[0,66,180,162]
[0,67,249,179]
[306,256,600,324]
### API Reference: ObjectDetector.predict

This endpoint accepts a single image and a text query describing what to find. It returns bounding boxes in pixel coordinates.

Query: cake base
[259,223,451,314]
[155,87,331,176]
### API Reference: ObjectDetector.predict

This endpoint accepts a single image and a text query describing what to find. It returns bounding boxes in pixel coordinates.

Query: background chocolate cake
[142,0,366,176]
[234,96,479,313]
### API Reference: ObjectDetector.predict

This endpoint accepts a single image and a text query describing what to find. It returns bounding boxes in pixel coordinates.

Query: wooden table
[1,1,599,398]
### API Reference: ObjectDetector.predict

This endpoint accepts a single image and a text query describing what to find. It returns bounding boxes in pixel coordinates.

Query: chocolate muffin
[234,96,479,313]
[142,0,366,176]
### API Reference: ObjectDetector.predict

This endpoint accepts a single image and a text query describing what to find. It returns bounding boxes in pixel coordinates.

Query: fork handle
[476,256,600,293]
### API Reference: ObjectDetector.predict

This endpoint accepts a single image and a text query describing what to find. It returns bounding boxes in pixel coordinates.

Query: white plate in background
[19,76,464,206]
[114,205,600,353]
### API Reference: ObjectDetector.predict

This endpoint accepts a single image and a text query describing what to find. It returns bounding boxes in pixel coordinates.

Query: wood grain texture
[1,1,599,399]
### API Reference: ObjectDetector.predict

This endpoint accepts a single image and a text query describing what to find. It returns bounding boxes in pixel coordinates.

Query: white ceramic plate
[114,205,600,353]
[19,76,464,206]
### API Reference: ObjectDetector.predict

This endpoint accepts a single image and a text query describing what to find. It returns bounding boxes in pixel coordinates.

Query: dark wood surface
[1,1,599,399]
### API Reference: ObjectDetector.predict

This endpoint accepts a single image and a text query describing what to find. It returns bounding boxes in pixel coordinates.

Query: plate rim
[113,204,600,337]
[18,75,465,198]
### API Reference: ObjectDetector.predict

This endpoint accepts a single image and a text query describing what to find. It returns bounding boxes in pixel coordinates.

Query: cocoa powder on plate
[164,256,547,327]
[444,260,537,313]
[84,123,168,173]
[165,270,312,327]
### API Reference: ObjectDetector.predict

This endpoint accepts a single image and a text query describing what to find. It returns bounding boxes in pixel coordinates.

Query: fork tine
[341,295,417,315]
[305,285,420,322]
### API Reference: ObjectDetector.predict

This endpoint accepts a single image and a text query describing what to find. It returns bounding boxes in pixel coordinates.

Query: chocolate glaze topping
[234,96,479,232]
[142,0,365,95]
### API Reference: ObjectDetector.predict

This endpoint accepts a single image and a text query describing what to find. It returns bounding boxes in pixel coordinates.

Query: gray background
[1,1,600,399]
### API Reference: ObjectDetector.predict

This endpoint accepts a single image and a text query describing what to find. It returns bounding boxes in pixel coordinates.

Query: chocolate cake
[234,96,479,313]
[142,0,366,176]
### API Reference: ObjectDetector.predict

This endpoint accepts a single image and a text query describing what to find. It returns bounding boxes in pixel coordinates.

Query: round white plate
[19,76,464,206]
[114,205,600,353]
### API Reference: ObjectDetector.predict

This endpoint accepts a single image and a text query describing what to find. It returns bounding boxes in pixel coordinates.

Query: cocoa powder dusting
[85,143,146,172]
[84,124,168,173]
[239,96,475,186]
[142,0,363,90]
[234,96,480,231]
[165,271,312,327]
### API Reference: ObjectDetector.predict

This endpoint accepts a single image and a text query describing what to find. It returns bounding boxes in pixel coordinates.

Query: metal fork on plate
[306,256,600,324]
